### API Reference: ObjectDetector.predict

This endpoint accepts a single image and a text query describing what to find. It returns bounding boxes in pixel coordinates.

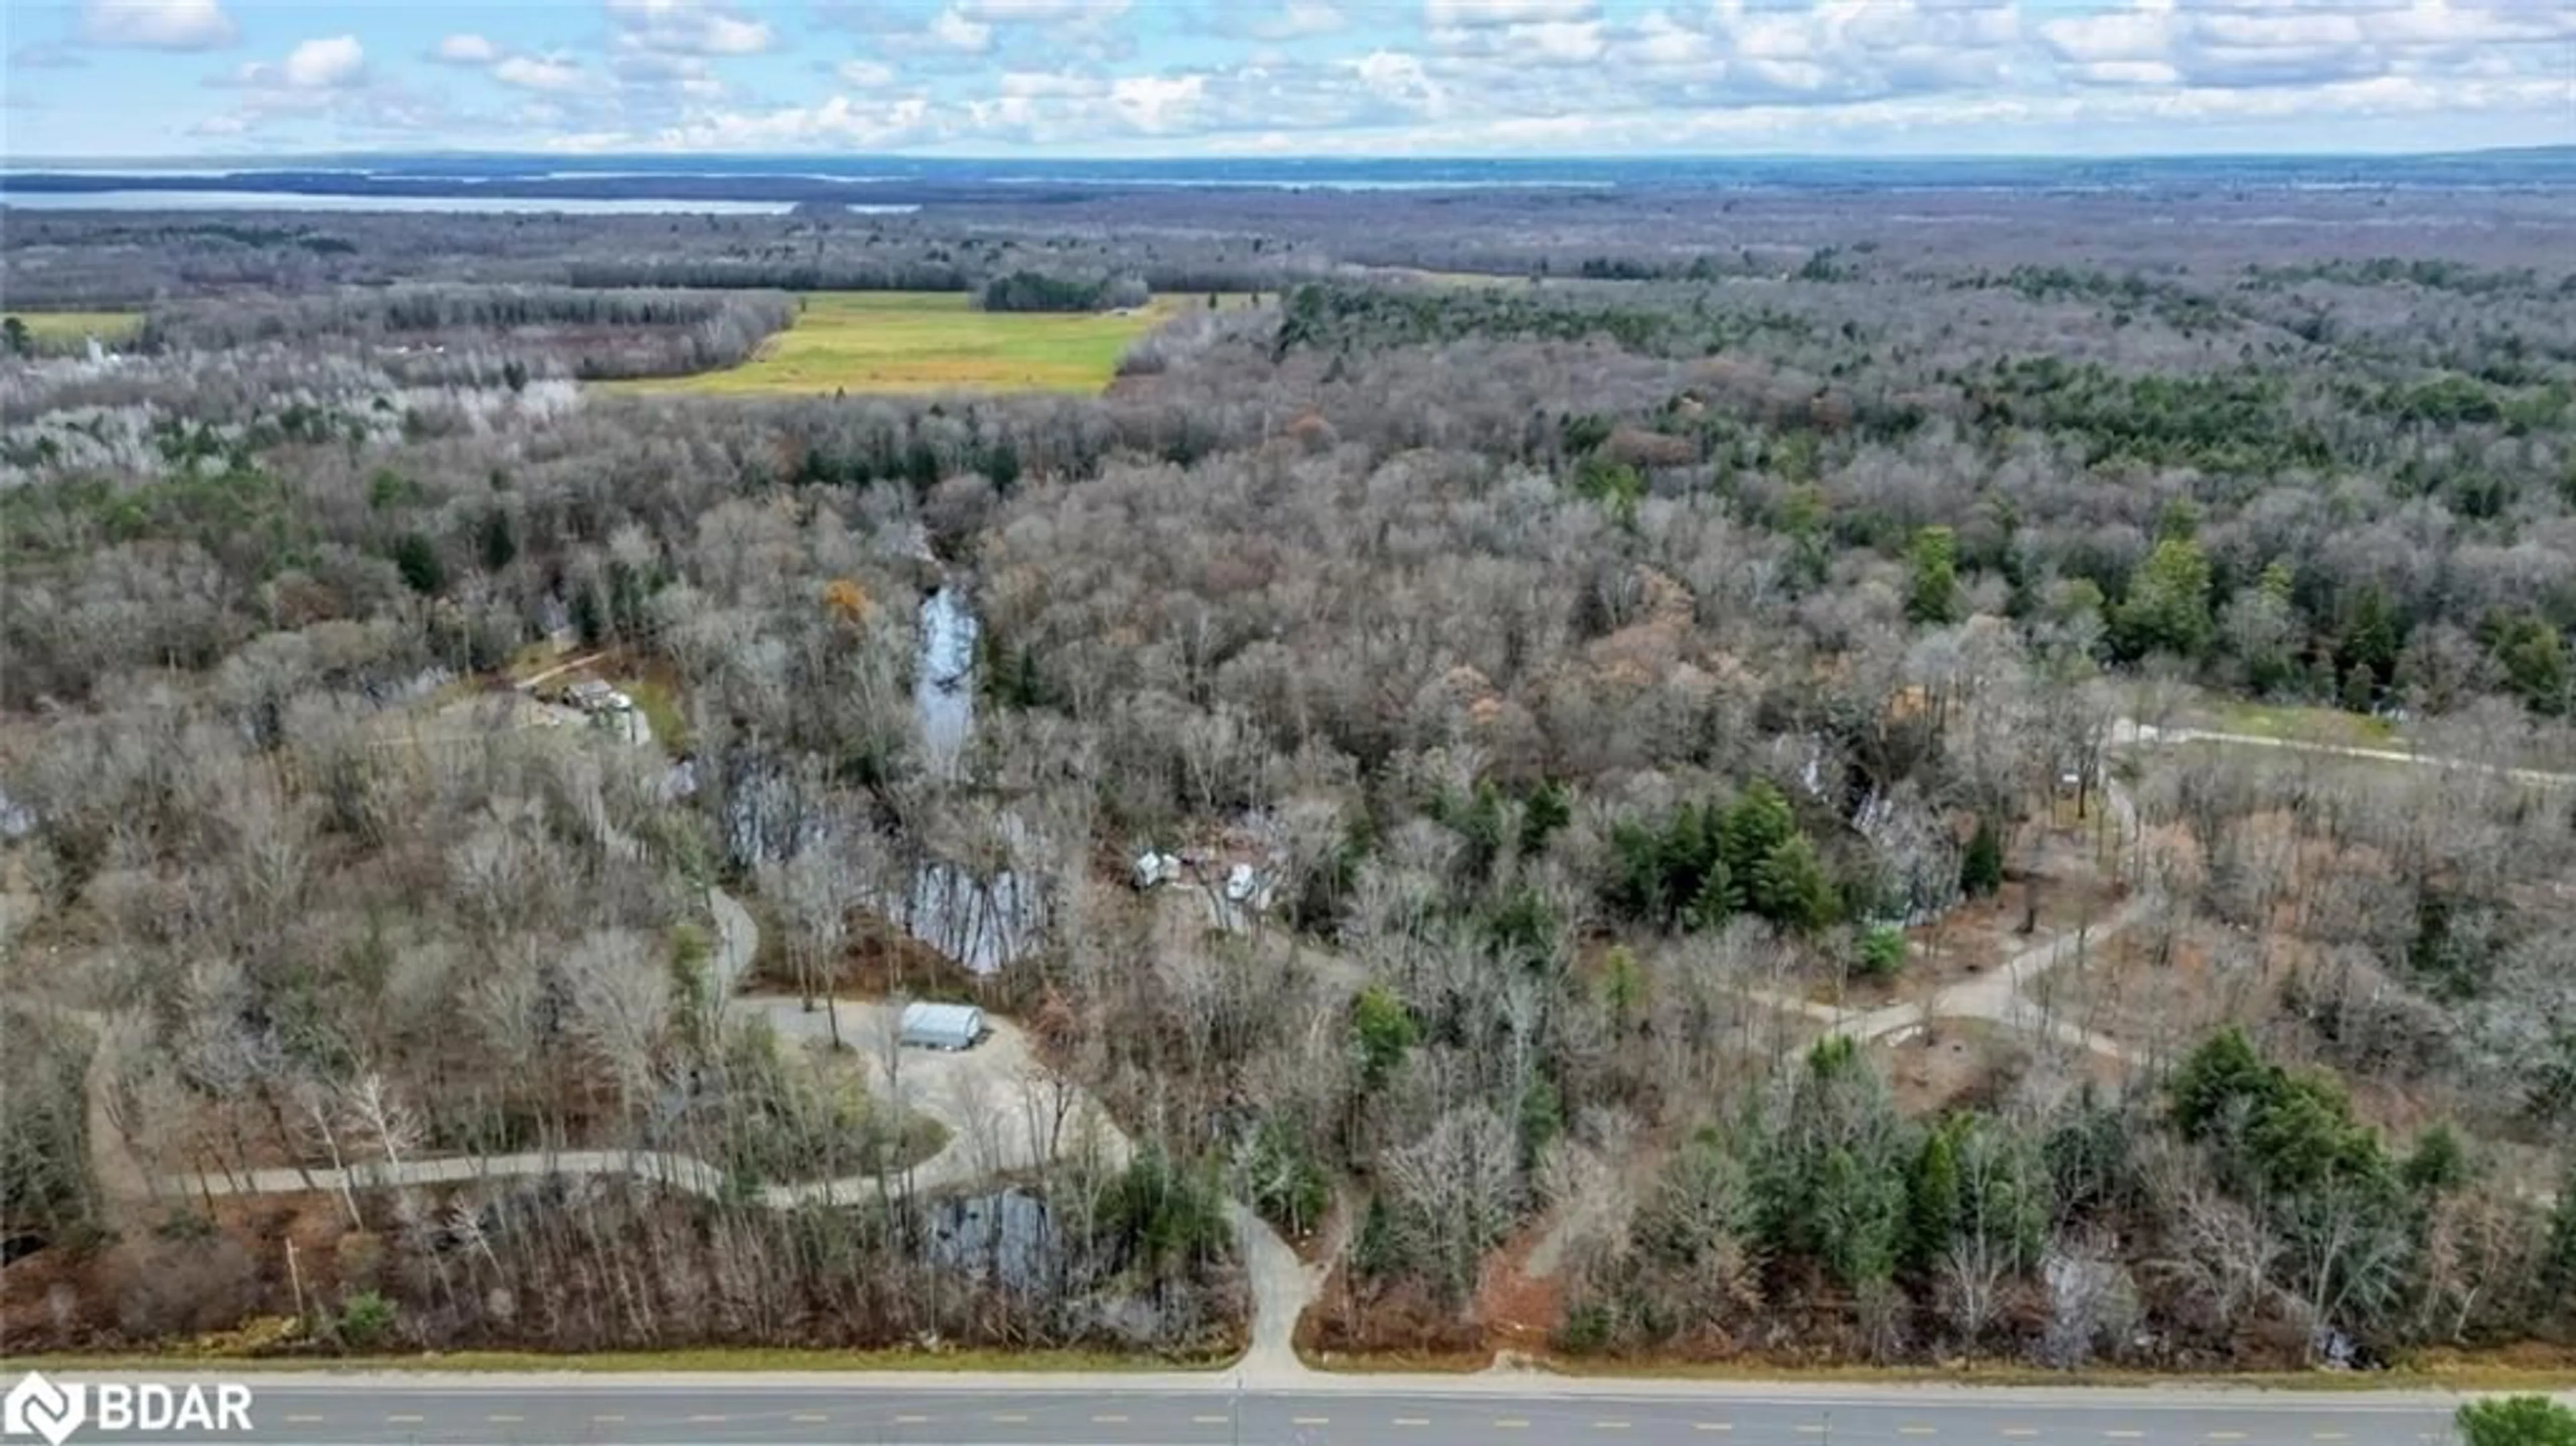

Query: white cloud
[434,33,499,64]
[84,0,237,51]
[2074,60,2184,87]
[10,43,90,70]
[645,92,944,149]
[38,0,2576,160]
[281,34,365,89]
[999,68,1107,96]
[958,0,1130,19]
[617,50,729,99]
[1432,18,1605,64]
[1423,0,1596,25]
[1621,10,1714,68]
[2039,1,2180,64]
[927,7,996,51]
[1353,50,1447,113]
[2040,0,2576,91]
[230,34,366,91]
[1108,72,1205,131]
[606,0,774,57]
[1254,1,1346,40]
[492,54,590,92]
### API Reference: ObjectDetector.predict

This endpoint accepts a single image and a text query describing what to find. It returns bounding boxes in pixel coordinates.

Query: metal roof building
[898,1001,986,1052]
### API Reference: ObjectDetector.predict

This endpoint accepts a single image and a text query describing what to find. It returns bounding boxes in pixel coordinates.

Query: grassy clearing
[622,673,690,754]
[2209,699,2400,747]
[603,291,1242,398]
[7,310,145,347]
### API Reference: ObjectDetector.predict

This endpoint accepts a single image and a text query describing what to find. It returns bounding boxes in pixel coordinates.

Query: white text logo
[3,1374,83,1446]
[1,1375,254,1443]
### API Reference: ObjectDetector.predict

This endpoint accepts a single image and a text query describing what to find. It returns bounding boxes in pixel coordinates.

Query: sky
[1,0,2571,160]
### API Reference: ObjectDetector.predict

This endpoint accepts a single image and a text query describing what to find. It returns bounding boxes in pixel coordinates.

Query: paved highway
[23,1372,2492,1445]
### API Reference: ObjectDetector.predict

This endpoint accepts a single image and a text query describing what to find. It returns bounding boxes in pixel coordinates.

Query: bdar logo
[3,1371,86,1446]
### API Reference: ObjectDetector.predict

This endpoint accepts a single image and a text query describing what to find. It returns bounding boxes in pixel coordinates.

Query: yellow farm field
[605,291,1245,398]
[7,309,144,347]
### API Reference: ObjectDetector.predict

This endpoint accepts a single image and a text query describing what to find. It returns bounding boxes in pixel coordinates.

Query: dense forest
[3,184,2573,1372]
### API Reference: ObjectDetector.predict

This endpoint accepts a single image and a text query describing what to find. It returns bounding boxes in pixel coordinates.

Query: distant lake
[0,190,801,215]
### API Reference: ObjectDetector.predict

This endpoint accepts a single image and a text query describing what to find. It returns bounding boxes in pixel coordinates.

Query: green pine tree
[1751,833,1837,934]
[1908,1121,1964,1271]
[1906,524,1963,626]
[1961,816,2005,898]
[2115,535,2214,660]
[1723,781,1797,884]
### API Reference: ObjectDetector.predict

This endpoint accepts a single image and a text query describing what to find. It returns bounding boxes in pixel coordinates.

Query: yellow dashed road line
[1394,1417,1432,1427]
[1900,1429,1937,1437]
[1192,1414,1230,1425]
[1695,1425,1733,1434]
[1595,1423,1631,1431]
[282,1415,323,1425]
[384,1416,423,1425]
[894,1415,930,1425]
[994,1413,1030,1423]
[791,1413,830,1425]
[1093,1414,1129,1424]
[1495,1419,1530,1429]
[486,1414,523,1424]
[1294,1416,1332,1426]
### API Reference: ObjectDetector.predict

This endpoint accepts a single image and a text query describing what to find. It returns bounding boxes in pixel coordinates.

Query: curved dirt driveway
[161,885,1126,1207]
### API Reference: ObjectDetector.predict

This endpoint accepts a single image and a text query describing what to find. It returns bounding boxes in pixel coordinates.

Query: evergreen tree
[478,507,517,573]
[1684,855,1736,932]
[392,532,446,597]
[1722,780,1797,884]
[2543,1169,2576,1298]
[2485,612,2568,716]
[2114,535,2214,660]
[1751,833,1836,933]
[1908,1120,1964,1271]
[2400,1123,2469,1196]
[2337,583,2404,689]
[1906,524,1963,626]
[570,582,606,648]
[1351,986,1418,1091]
[1961,816,2005,898]
[1857,924,1907,981]
[1521,779,1572,853]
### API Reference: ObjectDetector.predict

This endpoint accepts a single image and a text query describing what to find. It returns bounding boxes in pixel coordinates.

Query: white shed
[1132,850,1182,889]
[898,1001,986,1051]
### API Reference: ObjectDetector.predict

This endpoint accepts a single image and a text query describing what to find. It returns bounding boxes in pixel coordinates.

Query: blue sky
[3,1,2571,158]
